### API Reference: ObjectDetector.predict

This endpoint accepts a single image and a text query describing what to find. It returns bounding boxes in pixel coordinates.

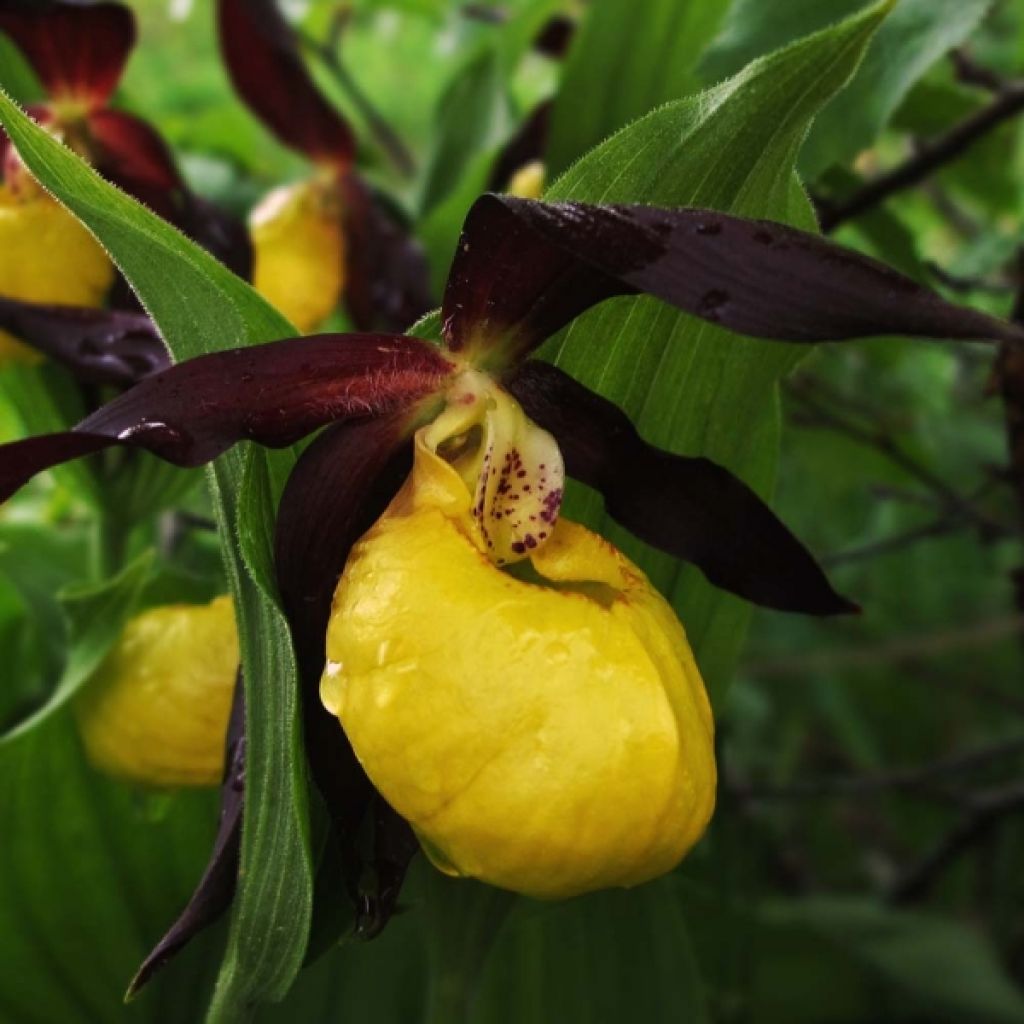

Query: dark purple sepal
[217,0,355,166]
[442,194,626,355]
[0,333,454,504]
[533,15,575,58]
[0,0,135,107]
[177,193,254,282]
[127,673,246,998]
[274,413,419,935]
[0,296,167,385]
[85,109,184,219]
[339,174,434,333]
[445,195,1024,359]
[75,109,251,277]
[506,360,857,616]
[486,100,551,193]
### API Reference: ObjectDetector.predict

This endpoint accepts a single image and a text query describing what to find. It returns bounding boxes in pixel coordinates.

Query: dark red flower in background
[0,0,251,271]
[217,0,432,333]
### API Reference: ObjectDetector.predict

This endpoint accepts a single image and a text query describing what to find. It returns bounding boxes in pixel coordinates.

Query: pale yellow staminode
[250,178,345,332]
[506,159,545,200]
[0,179,114,365]
[75,596,239,788]
[321,377,716,899]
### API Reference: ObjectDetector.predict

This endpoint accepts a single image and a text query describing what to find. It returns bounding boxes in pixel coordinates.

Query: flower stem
[90,510,126,581]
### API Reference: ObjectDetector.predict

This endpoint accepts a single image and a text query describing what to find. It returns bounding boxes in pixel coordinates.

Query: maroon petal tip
[0,1,135,106]
[217,0,355,165]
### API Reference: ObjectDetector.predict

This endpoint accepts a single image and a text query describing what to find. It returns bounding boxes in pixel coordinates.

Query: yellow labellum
[75,596,238,788]
[250,179,346,332]
[322,384,716,898]
[0,180,114,365]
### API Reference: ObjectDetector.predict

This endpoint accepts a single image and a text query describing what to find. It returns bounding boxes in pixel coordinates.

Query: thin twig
[925,260,1014,296]
[733,737,1024,802]
[887,782,1024,904]
[818,81,1024,233]
[787,377,1006,539]
[745,615,1024,678]
[822,517,969,567]
[296,20,416,178]
[951,48,1007,93]
[461,3,508,24]
[922,181,984,240]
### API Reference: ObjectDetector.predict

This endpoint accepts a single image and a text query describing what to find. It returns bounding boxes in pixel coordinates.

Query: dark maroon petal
[506,360,857,616]
[0,296,167,385]
[217,0,355,165]
[78,110,252,277]
[177,193,254,282]
[85,108,184,217]
[274,414,417,935]
[442,194,625,355]
[0,1,134,106]
[533,15,575,58]
[0,333,454,504]
[128,674,245,997]
[443,195,1024,358]
[486,100,551,192]
[340,174,434,333]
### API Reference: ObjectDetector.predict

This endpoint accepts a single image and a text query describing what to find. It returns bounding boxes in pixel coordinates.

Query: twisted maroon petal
[128,674,245,997]
[0,1,135,106]
[0,333,455,503]
[443,195,1024,359]
[0,296,167,385]
[217,0,355,165]
[506,359,857,616]
[339,174,434,333]
[274,414,418,937]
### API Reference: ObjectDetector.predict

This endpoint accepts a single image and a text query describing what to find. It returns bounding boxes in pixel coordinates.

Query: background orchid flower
[217,0,432,333]
[0,0,250,368]
[75,595,238,787]
[0,187,1020,988]
[0,295,166,386]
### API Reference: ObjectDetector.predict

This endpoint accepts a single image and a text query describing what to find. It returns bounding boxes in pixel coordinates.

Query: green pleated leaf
[0,30,41,104]
[702,0,992,180]
[0,715,222,1024]
[0,548,153,746]
[546,0,731,177]
[0,84,314,1021]
[417,0,560,290]
[750,899,1024,1024]
[472,880,710,1024]
[540,0,895,700]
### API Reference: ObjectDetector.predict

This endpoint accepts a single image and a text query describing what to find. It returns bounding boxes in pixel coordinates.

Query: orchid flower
[2,192,1021,987]
[0,0,249,368]
[217,0,432,333]
[76,596,238,787]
